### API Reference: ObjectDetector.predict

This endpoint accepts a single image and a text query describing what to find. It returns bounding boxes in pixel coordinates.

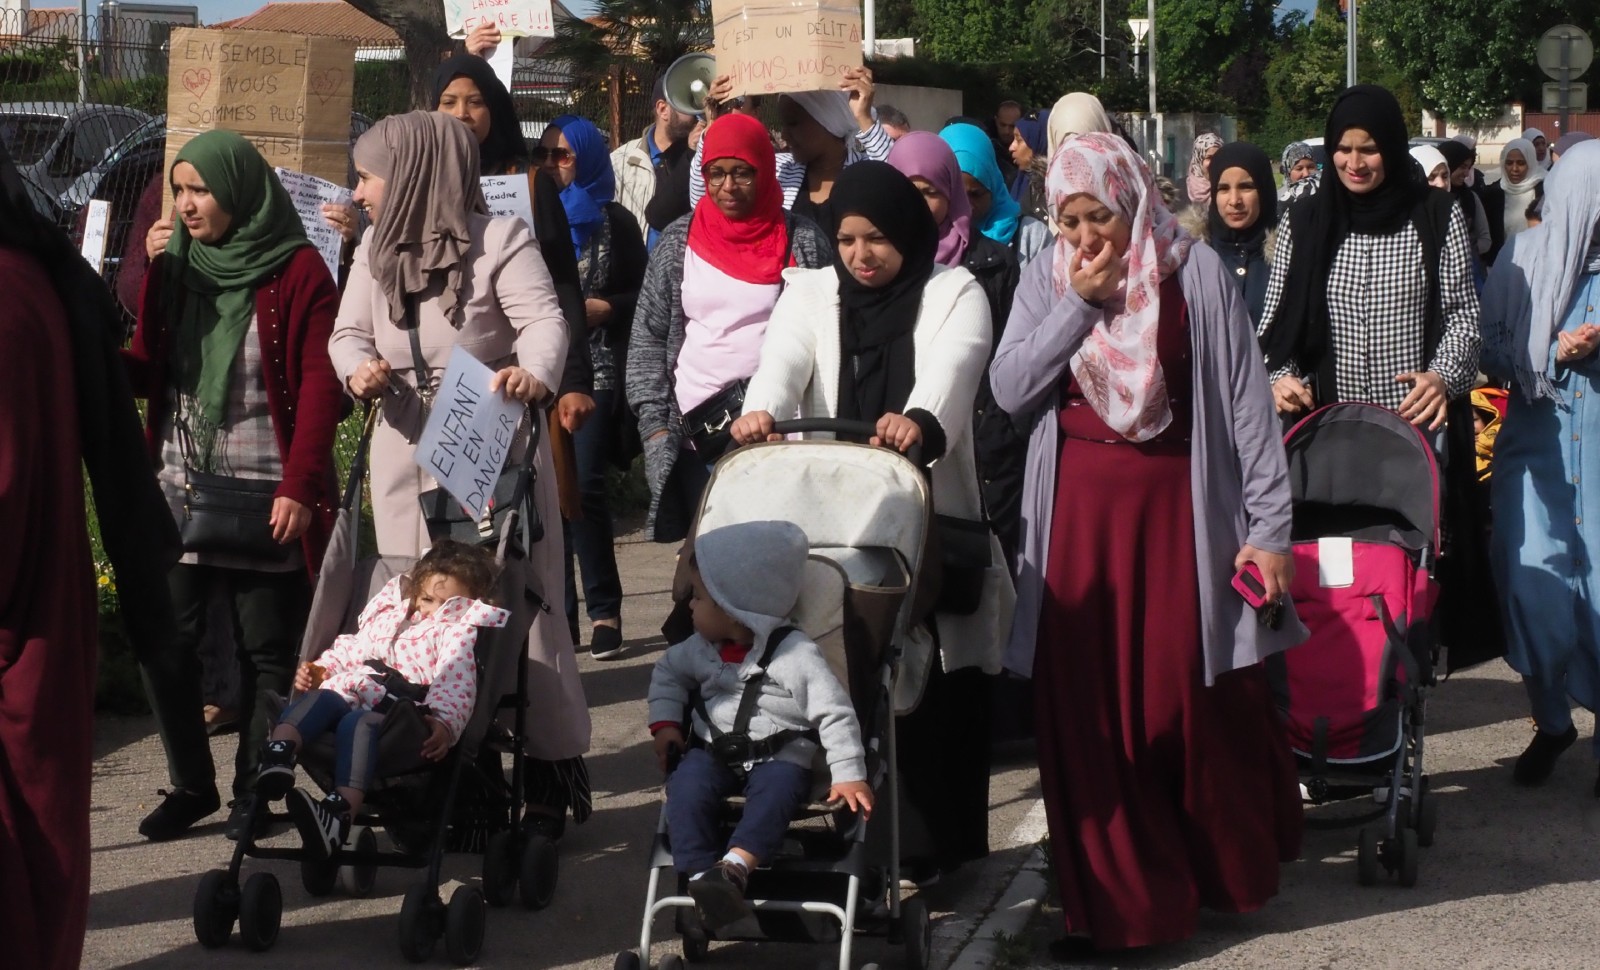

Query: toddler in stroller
[648,520,874,932]
[258,539,508,858]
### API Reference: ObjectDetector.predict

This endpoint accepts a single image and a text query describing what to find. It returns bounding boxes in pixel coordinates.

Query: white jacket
[609,129,657,237]
[742,264,1015,676]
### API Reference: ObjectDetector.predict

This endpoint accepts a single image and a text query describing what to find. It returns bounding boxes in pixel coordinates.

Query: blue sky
[187,0,1313,29]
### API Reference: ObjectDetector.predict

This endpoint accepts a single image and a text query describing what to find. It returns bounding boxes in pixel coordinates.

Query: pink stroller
[1266,403,1441,887]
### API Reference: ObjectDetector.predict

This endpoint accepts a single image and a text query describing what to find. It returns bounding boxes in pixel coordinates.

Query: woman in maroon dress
[990,133,1307,955]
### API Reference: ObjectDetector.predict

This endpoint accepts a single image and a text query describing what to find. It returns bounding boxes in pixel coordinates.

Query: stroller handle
[767,418,924,466]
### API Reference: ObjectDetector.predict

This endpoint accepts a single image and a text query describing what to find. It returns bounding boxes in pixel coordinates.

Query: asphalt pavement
[83,523,1600,969]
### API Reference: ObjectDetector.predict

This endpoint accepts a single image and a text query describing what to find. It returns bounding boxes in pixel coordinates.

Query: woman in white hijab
[1410,145,1450,189]
[1479,139,1600,795]
[1483,137,1545,262]
[1046,91,1114,154]
[1521,127,1551,170]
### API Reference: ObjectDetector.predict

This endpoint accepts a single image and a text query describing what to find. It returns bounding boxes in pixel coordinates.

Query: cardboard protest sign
[414,346,522,522]
[480,174,535,230]
[79,199,111,273]
[275,167,352,282]
[712,0,862,99]
[164,27,354,217]
[443,0,555,39]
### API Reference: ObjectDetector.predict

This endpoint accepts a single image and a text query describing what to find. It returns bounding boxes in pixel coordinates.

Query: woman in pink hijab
[1185,132,1224,209]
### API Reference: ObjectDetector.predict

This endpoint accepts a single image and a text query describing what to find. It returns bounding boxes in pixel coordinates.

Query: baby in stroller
[256,539,509,858]
[648,521,874,932]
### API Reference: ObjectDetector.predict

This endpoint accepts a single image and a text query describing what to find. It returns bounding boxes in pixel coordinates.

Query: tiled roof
[213,2,400,46]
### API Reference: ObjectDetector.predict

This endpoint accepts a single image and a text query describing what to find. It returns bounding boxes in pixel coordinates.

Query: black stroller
[190,406,559,963]
[616,419,935,970]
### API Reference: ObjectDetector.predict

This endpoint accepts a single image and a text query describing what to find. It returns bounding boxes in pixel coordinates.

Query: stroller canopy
[1284,404,1440,552]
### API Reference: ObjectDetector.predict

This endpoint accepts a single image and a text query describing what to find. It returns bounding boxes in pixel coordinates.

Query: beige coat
[329,214,589,761]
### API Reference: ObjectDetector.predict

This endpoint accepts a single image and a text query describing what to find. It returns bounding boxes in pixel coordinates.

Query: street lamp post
[1347,0,1358,87]
[1128,16,1153,160]
[1100,0,1106,80]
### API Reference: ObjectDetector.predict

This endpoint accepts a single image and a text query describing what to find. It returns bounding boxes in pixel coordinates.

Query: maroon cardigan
[125,245,344,578]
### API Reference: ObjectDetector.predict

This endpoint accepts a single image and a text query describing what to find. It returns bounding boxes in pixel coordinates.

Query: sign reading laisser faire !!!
[163,27,354,216]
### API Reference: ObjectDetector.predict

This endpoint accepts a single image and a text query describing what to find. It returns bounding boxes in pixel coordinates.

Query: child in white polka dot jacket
[258,539,508,857]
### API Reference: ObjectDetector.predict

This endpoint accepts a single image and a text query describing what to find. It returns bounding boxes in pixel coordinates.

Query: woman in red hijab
[625,113,834,542]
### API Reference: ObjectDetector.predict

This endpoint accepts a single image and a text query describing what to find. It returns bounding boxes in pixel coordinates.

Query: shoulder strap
[693,625,800,740]
[403,297,432,395]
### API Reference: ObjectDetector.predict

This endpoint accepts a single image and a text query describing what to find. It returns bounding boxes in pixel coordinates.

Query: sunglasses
[530,146,575,166]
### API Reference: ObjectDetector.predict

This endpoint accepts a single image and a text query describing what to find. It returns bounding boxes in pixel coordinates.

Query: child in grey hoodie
[648,519,873,930]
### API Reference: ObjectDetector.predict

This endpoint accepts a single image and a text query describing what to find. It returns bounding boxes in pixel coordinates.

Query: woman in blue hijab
[539,115,647,662]
[941,122,1050,268]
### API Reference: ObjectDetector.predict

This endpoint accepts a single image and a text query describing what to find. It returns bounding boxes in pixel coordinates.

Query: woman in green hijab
[125,129,345,843]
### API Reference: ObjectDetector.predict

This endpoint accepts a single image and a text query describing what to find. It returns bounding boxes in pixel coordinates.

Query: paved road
[83,525,1600,969]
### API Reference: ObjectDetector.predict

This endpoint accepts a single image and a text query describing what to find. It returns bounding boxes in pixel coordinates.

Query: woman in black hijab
[0,144,178,969]
[1187,141,1277,326]
[732,161,1011,881]
[1437,138,1495,272]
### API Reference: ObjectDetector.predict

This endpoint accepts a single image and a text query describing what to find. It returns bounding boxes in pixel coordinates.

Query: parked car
[0,102,150,210]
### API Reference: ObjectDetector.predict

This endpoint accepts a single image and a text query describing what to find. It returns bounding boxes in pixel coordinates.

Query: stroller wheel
[339,826,379,897]
[1415,778,1438,848]
[483,829,519,907]
[613,952,642,970]
[192,869,238,949]
[901,895,932,970]
[659,955,686,970]
[238,872,283,952]
[1356,827,1381,886]
[682,923,711,963]
[398,879,441,963]
[301,851,339,898]
[1396,828,1420,887]
[445,884,488,965]
[519,832,559,910]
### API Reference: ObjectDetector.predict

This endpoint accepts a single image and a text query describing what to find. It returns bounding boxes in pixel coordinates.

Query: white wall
[875,83,963,133]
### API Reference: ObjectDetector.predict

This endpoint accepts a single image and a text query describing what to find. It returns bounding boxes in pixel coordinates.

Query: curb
[941,798,1051,969]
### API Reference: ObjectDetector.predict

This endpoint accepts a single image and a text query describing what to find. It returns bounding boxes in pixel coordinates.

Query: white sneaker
[287,788,348,860]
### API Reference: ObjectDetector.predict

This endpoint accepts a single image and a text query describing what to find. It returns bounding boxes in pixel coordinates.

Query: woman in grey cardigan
[625,114,830,543]
[990,133,1306,955]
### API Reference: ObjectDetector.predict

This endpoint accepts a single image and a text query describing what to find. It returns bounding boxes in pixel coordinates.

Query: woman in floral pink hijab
[1185,132,1224,209]
[990,131,1305,956]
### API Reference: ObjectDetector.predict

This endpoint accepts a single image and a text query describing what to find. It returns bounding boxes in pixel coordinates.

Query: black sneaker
[138,787,221,842]
[287,789,349,860]
[256,739,298,801]
[1514,725,1578,786]
[688,860,752,931]
[589,624,625,661]
[224,797,274,842]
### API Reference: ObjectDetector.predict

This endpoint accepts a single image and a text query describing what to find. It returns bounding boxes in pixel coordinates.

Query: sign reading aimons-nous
[163,27,354,216]
[712,0,863,100]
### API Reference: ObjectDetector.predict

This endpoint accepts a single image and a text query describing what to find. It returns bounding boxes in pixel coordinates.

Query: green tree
[341,0,453,108]
[1363,0,1600,125]
[543,0,712,80]
[1152,0,1277,113]
[909,0,1030,62]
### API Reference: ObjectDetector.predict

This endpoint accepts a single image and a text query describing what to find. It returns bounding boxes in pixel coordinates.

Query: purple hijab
[886,130,972,266]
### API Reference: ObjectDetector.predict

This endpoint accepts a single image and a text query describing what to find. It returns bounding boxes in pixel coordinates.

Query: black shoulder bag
[172,407,295,563]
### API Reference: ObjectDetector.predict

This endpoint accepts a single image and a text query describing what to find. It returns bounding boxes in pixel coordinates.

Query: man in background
[611,76,700,251]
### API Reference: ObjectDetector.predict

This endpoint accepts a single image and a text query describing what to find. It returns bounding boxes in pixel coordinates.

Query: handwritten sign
[480,174,535,230]
[79,199,111,273]
[415,346,523,522]
[275,167,352,282]
[488,35,516,91]
[712,0,862,99]
[443,0,555,39]
[164,27,354,217]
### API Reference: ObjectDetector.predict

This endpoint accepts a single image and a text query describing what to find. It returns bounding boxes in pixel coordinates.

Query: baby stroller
[1266,403,1441,888]
[616,419,933,970]
[190,406,558,963]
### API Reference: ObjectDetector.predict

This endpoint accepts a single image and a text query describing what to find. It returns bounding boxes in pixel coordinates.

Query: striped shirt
[687,121,895,212]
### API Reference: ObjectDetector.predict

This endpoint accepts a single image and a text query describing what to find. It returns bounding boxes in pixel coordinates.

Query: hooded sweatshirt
[647,520,867,783]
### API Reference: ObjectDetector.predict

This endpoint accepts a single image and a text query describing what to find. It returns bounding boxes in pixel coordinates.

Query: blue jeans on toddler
[277,689,386,791]
[665,746,812,875]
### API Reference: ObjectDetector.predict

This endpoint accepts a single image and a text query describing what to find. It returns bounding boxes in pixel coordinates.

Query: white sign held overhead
[442,0,554,39]
[414,346,523,522]
[79,199,111,273]
[488,38,516,91]
[480,174,535,230]
[274,167,353,283]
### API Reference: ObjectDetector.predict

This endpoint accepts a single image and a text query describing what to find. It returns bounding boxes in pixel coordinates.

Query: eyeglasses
[531,146,575,166]
[703,167,758,187]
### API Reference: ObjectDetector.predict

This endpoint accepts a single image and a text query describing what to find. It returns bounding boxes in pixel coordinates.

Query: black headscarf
[1435,138,1481,220]
[826,161,939,427]
[1206,141,1277,246]
[0,145,180,640]
[432,54,528,176]
[1261,85,1434,400]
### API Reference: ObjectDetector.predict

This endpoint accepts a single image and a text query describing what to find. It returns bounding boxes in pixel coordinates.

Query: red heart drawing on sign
[310,69,343,106]
[182,68,211,98]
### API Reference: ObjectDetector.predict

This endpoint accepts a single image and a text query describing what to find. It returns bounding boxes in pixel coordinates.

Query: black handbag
[402,307,542,548]
[680,379,748,461]
[931,514,993,616]
[173,412,294,562]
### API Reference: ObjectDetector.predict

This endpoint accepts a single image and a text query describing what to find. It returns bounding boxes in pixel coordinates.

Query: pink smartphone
[1232,563,1269,609]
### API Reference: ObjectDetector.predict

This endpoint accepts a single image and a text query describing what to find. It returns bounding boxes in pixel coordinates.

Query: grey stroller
[190,405,559,964]
[616,419,935,970]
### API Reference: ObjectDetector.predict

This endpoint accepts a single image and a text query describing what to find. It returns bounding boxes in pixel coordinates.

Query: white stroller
[616,419,935,970]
